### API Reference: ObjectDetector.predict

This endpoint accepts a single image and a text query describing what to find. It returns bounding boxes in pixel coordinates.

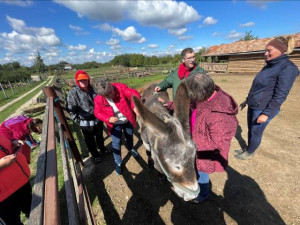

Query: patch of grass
[119,74,167,89]
[0,81,44,107]
[0,82,49,123]
[221,79,227,82]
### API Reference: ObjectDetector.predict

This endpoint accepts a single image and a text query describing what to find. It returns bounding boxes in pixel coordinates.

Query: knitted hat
[267,39,287,53]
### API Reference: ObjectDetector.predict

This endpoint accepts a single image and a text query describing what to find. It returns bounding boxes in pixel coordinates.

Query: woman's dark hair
[184,73,215,102]
[93,80,112,97]
[28,118,43,134]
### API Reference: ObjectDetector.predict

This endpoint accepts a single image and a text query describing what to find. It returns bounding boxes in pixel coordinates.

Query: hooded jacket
[0,117,33,163]
[191,86,238,174]
[247,54,299,117]
[94,83,140,134]
[0,136,30,202]
[67,70,98,126]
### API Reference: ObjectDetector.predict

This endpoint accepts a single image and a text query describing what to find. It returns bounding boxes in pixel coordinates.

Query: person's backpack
[3,115,28,127]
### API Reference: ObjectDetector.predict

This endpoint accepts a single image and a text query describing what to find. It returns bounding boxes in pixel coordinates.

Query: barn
[202,33,300,74]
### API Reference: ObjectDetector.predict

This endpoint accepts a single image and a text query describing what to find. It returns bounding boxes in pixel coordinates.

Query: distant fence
[0,79,45,102]
[93,65,175,82]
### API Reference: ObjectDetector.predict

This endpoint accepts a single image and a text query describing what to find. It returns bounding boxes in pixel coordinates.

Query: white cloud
[129,1,200,29]
[246,0,271,9]
[69,24,89,36]
[168,28,187,36]
[212,32,220,37]
[0,0,33,7]
[98,24,146,43]
[226,30,244,40]
[148,44,159,49]
[168,45,175,50]
[67,44,87,51]
[106,38,121,50]
[69,24,83,31]
[240,22,255,27]
[178,35,193,41]
[45,52,58,57]
[106,38,120,46]
[0,16,61,54]
[203,17,218,25]
[54,1,200,29]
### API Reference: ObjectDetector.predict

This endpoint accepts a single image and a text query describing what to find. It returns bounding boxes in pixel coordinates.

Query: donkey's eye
[173,165,181,170]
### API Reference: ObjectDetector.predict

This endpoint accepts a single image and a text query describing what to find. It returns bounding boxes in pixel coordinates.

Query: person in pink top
[185,73,238,203]
[93,80,141,175]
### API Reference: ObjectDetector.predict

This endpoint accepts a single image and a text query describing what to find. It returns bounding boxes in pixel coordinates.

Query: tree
[239,31,258,41]
[33,51,46,74]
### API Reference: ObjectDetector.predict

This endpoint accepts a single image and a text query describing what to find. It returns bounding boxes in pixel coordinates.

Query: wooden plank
[28,98,49,225]
[58,123,80,225]
[44,97,61,225]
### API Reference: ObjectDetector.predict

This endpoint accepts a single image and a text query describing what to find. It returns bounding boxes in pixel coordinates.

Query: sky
[0,0,299,66]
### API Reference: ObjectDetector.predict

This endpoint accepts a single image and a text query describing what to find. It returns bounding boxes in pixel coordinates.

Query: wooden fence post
[43,86,84,166]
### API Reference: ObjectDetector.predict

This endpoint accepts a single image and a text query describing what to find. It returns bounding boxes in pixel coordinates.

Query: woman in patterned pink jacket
[186,73,238,203]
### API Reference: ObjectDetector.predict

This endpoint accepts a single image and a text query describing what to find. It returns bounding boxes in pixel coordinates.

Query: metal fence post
[0,83,8,99]
[8,81,15,95]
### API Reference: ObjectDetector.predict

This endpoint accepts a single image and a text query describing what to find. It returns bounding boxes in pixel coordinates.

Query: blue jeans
[247,108,279,154]
[111,122,133,165]
[196,171,210,199]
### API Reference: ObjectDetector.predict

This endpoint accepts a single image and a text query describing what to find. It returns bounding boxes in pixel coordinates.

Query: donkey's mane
[142,84,187,145]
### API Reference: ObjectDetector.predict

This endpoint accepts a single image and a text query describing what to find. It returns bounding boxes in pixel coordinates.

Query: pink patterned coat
[191,86,238,174]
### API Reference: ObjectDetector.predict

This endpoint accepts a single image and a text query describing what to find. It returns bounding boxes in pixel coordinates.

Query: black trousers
[0,181,32,225]
[80,121,106,158]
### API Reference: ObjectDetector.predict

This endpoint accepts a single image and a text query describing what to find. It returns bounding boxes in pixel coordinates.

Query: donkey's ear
[174,82,191,137]
[133,96,171,134]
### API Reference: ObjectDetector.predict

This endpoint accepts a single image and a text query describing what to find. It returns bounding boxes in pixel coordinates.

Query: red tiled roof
[202,33,300,56]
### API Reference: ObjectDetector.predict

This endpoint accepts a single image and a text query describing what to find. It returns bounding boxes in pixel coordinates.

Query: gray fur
[133,83,200,201]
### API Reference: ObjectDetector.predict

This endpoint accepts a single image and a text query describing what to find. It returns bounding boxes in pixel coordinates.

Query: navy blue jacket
[247,54,299,117]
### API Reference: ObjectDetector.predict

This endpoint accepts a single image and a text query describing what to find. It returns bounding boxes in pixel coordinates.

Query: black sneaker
[93,157,101,164]
[100,147,112,155]
[115,164,122,175]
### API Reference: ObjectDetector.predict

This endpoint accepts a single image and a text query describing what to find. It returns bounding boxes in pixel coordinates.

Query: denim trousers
[247,108,279,154]
[111,122,133,165]
[197,171,210,198]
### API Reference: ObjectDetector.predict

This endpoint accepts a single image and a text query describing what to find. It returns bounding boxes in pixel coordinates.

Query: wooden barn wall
[227,52,300,73]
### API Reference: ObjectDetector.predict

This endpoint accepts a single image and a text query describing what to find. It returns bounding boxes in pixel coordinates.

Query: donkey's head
[133,82,199,201]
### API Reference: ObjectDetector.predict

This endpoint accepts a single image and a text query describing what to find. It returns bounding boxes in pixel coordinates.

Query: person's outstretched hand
[0,154,17,169]
[154,86,161,92]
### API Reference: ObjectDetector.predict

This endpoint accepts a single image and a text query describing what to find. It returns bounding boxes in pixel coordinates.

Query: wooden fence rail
[28,86,95,225]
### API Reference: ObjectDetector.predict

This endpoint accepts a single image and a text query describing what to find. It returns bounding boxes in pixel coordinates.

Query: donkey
[133,82,200,201]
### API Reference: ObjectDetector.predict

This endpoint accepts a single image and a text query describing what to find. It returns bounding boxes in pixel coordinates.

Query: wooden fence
[28,85,95,225]
[199,62,229,73]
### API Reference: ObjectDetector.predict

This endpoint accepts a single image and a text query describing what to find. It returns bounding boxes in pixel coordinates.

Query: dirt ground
[82,74,300,225]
